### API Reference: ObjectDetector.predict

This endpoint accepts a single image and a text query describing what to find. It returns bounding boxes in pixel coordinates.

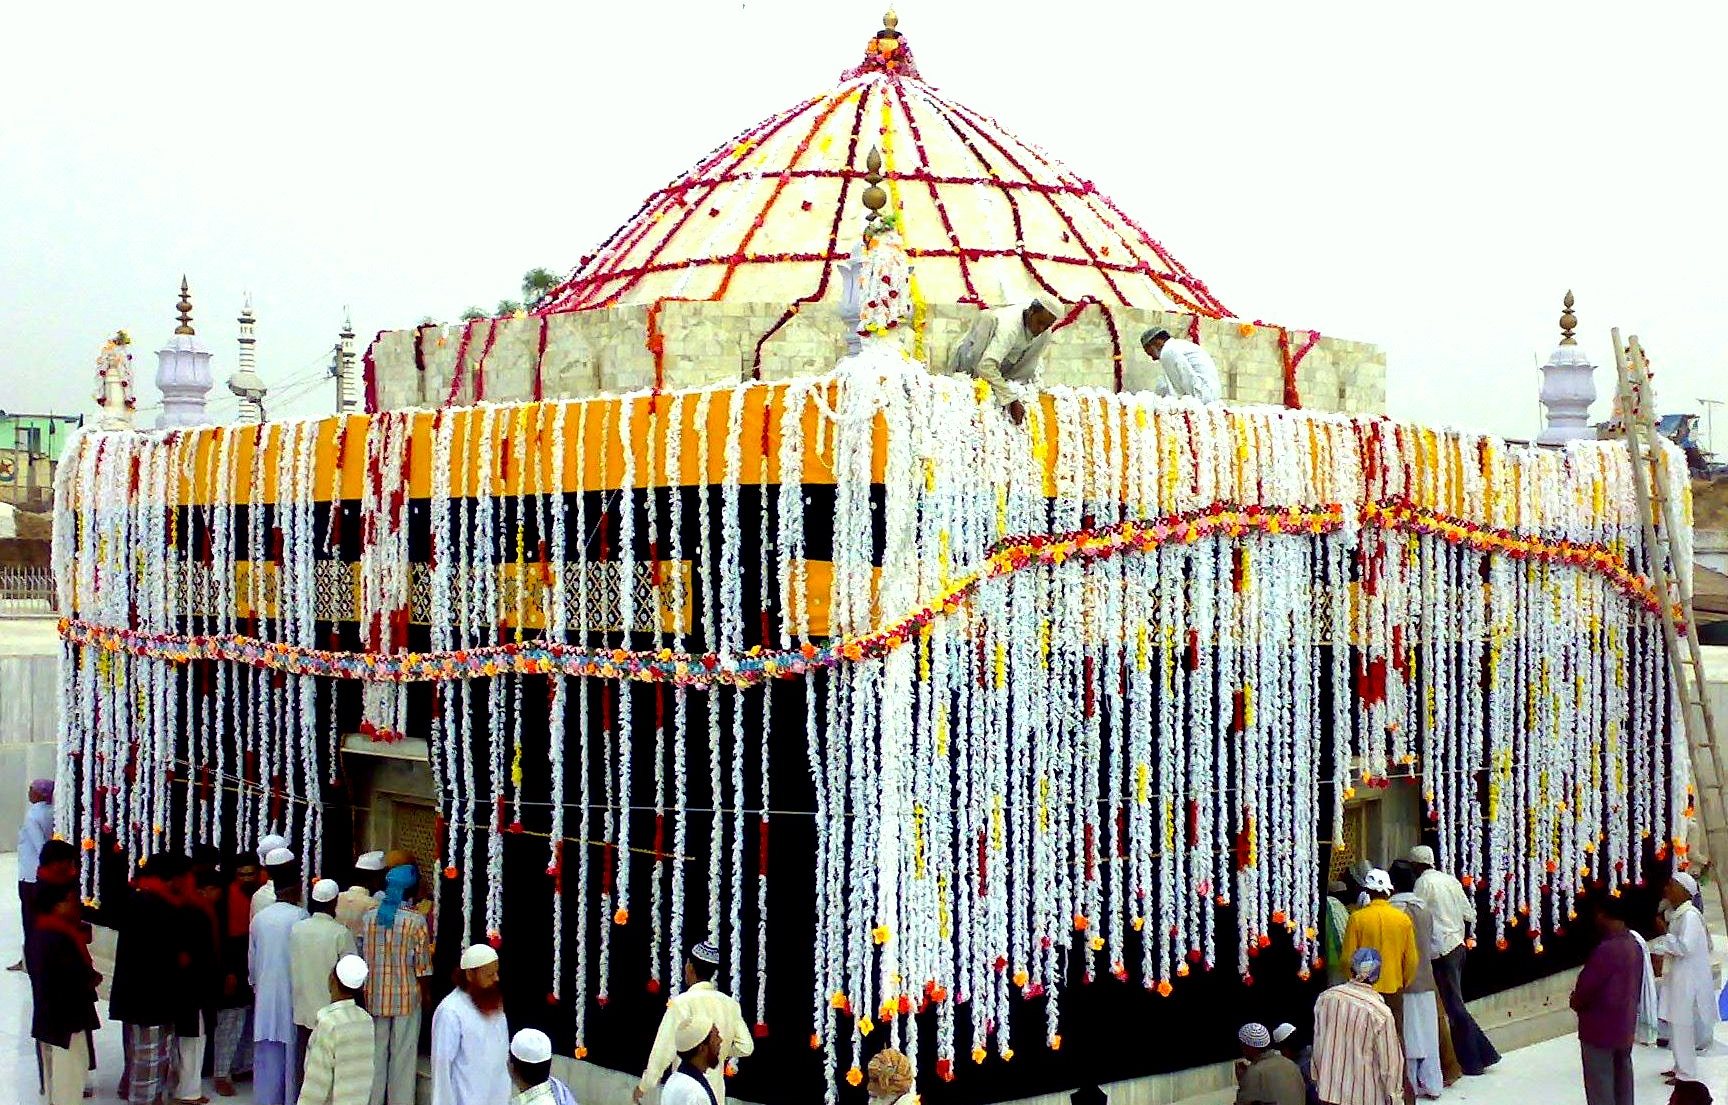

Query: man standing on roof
[948,297,1062,425]
[1141,329,1221,402]
[635,939,754,1104]
[1652,871,1718,1089]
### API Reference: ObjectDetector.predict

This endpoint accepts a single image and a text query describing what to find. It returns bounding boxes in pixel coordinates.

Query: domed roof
[538,14,1231,318]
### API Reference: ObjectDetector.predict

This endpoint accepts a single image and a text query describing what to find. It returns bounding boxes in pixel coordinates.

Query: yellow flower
[872,924,891,945]
[846,1067,863,1087]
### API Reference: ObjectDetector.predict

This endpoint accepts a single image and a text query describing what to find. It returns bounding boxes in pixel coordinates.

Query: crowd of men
[15,775,762,1105]
[1236,847,1720,1105]
[948,297,1223,422]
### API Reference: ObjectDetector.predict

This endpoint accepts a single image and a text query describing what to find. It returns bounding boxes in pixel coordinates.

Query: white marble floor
[0,851,258,1105]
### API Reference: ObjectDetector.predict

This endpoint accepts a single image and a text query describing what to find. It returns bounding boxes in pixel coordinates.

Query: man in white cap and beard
[508,1028,577,1105]
[252,848,309,1105]
[291,879,358,1086]
[432,944,512,1105]
[298,955,374,1105]
[1651,870,1718,1087]
[947,297,1062,425]
[253,834,291,919]
[1234,1022,1306,1105]
[659,1007,724,1105]
[635,939,754,1103]
[337,852,387,938]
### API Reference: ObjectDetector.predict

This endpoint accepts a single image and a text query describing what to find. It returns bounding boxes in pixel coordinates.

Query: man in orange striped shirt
[1312,948,1404,1105]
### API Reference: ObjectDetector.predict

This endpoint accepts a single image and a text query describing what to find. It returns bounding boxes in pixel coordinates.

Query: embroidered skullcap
[311,879,340,903]
[1272,1023,1297,1044]
[1351,946,1383,983]
[1361,868,1393,894]
[1409,845,1436,866]
[335,954,368,989]
[263,847,296,868]
[691,938,722,966]
[1237,1023,1272,1049]
[460,943,499,970]
[1141,328,1171,347]
[1673,871,1700,897]
[355,851,387,872]
[674,1005,717,1054]
[511,1028,553,1065]
[868,1048,915,1095]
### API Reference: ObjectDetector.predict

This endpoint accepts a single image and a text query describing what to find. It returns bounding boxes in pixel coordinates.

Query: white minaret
[156,277,215,428]
[336,310,359,413]
[1538,290,1597,444]
[227,295,268,423]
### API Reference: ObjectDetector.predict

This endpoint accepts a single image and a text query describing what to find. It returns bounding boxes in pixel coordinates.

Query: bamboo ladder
[1610,329,1727,921]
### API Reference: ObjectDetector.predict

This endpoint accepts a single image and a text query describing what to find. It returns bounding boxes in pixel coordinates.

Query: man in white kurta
[431,944,512,1105]
[659,1008,723,1105]
[1653,872,1718,1084]
[252,852,310,1105]
[1141,329,1222,402]
[252,835,290,919]
[636,941,754,1103]
[291,880,358,1074]
[947,298,1061,424]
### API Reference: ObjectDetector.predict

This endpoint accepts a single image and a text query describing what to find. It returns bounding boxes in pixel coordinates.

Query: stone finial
[862,147,888,213]
[175,276,195,335]
[1559,290,1577,346]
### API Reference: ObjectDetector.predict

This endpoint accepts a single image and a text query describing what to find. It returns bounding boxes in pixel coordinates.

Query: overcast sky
[3,1,1725,450]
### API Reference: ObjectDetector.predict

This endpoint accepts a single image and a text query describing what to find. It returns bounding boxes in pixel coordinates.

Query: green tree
[496,299,524,317]
[460,306,487,322]
[521,267,560,304]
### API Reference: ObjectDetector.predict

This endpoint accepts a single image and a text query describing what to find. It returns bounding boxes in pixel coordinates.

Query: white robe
[429,989,512,1105]
[1654,901,1718,1080]
[249,901,308,1044]
[660,1068,717,1105]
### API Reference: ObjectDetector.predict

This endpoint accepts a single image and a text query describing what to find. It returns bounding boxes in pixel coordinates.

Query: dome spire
[175,276,196,335]
[855,8,918,78]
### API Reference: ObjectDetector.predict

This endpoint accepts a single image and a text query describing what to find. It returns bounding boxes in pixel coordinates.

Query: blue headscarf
[377,864,418,929]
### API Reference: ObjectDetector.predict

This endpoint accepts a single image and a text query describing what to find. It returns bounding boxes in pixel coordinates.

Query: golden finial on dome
[862,146,888,213]
[1559,290,1577,346]
[883,9,898,31]
[174,276,196,336]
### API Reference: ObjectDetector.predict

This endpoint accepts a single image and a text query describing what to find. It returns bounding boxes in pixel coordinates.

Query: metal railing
[0,565,56,613]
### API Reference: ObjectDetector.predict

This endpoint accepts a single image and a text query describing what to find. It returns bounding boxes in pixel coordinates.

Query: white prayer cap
[674,1006,717,1054]
[257,834,288,860]
[1673,871,1700,897]
[311,879,340,903]
[1408,845,1436,866]
[355,851,387,872]
[335,954,368,990]
[1237,1023,1272,1049]
[511,1028,553,1065]
[1030,294,1065,319]
[691,938,722,966]
[1361,868,1393,894]
[460,944,500,970]
[263,847,296,868]
[1272,1023,1297,1045]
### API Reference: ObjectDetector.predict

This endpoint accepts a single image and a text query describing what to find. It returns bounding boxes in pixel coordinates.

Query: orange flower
[1050,1033,1063,1051]
[1156,979,1174,996]
[613,908,630,925]
[846,1067,863,1087]
[971,1046,987,1065]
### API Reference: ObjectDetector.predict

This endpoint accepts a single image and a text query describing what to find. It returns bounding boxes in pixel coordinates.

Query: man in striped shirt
[298,955,375,1105]
[1312,948,1403,1105]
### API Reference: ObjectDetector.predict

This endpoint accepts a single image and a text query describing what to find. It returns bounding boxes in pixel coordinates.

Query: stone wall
[369,303,1386,415]
[0,616,60,850]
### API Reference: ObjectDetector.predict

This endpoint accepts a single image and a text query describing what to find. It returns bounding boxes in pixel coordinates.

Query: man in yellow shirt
[1343,868,1419,997]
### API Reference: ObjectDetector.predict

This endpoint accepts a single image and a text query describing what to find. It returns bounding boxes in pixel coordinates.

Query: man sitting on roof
[948,297,1062,425]
[1142,328,1222,402]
